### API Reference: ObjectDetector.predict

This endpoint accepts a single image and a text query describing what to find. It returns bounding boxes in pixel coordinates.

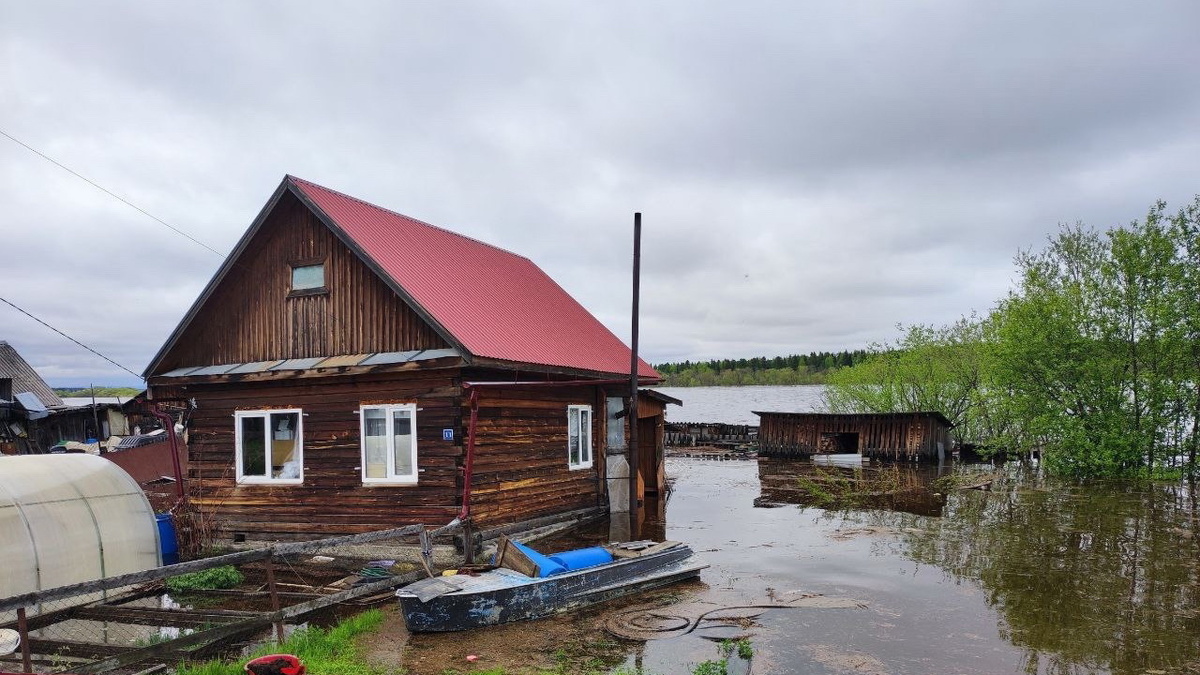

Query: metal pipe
[629,212,642,519]
[146,406,186,501]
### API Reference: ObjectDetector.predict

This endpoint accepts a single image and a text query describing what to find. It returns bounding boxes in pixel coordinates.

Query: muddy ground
[359,583,712,675]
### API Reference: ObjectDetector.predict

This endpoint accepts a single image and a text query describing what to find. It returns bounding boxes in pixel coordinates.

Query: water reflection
[848,467,1200,674]
[423,459,1200,674]
[756,456,951,516]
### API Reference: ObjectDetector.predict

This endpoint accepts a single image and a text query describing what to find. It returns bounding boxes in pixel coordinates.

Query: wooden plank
[151,193,450,373]
[69,606,254,628]
[26,638,136,660]
[45,571,428,674]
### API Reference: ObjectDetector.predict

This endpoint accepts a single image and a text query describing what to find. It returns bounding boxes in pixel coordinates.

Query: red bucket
[244,653,305,675]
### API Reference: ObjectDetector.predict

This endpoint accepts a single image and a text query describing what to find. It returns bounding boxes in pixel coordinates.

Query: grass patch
[690,660,727,675]
[718,638,752,660]
[545,636,627,674]
[166,565,244,593]
[175,609,385,675]
[794,464,919,508]
[930,470,999,493]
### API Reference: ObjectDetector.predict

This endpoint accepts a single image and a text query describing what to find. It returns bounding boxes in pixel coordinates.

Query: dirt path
[358,605,411,674]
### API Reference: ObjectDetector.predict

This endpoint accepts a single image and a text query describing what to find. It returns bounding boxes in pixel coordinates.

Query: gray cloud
[2,0,1198,385]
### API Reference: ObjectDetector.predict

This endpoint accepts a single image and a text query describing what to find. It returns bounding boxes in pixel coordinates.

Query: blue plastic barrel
[550,547,614,571]
[509,540,566,577]
[156,513,179,565]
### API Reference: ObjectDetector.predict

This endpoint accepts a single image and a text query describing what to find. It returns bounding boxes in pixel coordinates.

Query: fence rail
[664,422,757,449]
[0,522,457,674]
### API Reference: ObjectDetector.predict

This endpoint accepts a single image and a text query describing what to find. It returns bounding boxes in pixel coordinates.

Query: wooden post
[17,607,32,674]
[628,212,642,522]
[89,383,101,448]
[463,519,475,565]
[263,559,284,643]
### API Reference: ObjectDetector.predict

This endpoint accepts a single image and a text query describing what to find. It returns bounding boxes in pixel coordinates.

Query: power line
[0,128,225,256]
[0,296,143,380]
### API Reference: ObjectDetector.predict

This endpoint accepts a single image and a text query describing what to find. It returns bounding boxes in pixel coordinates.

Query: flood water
[401,382,1200,673]
[525,457,1200,675]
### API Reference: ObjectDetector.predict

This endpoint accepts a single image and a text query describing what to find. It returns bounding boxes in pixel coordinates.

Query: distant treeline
[654,351,869,386]
[53,386,142,398]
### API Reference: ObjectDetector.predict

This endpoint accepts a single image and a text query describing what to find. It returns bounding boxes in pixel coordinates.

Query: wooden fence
[0,523,451,674]
[664,422,757,450]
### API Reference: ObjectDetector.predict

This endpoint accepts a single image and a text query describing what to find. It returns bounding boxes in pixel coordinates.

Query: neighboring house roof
[0,341,63,408]
[752,410,955,428]
[146,176,658,380]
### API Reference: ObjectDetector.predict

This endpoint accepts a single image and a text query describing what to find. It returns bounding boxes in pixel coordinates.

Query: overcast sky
[3,1,1199,387]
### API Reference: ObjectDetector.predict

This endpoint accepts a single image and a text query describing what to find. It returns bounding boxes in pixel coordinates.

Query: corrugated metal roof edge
[751,410,955,428]
[287,176,531,262]
[0,341,64,407]
[469,355,661,383]
[154,349,465,378]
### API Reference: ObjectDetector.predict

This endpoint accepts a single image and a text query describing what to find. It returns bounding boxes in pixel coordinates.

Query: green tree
[989,200,1200,477]
[824,317,993,444]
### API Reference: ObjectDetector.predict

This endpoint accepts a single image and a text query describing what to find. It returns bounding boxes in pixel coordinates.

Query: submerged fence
[664,422,757,450]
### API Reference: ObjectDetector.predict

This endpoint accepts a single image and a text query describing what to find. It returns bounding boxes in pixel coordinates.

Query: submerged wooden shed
[753,411,953,462]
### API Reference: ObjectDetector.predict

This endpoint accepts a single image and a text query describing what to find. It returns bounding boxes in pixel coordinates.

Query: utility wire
[0,296,143,379]
[0,128,225,256]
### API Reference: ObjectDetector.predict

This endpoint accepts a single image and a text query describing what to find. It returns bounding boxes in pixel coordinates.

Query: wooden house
[0,341,128,453]
[754,411,954,462]
[143,176,667,542]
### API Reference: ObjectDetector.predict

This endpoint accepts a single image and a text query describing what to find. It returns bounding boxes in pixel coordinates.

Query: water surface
[536,458,1199,674]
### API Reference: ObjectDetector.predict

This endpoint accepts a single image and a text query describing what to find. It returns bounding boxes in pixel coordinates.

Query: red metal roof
[288,176,658,379]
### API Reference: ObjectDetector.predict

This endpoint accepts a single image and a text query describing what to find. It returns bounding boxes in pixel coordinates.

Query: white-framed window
[235,409,303,484]
[568,405,593,470]
[360,404,418,484]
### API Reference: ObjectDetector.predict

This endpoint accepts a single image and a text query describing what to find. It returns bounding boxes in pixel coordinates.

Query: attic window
[290,262,326,295]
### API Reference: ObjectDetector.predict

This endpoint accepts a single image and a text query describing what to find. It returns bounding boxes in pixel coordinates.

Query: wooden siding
[153,368,608,540]
[165,370,463,540]
[756,412,953,461]
[154,191,448,373]
[466,383,605,528]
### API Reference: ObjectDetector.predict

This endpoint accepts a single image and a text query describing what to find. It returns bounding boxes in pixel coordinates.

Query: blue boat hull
[397,544,705,632]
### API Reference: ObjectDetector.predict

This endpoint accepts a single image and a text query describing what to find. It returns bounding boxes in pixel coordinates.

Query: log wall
[756,412,953,462]
[152,368,607,541]
[466,383,605,527]
[165,369,461,540]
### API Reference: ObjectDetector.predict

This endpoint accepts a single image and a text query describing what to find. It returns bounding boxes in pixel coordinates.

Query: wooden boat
[396,538,706,632]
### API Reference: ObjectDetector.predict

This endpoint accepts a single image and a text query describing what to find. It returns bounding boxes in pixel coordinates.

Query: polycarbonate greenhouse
[0,454,161,600]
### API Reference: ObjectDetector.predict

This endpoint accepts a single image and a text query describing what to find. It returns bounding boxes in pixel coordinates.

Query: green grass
[166,565,244,593]
[690,660,727,675]
[175,609,386,675]
[717,638,752,660]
